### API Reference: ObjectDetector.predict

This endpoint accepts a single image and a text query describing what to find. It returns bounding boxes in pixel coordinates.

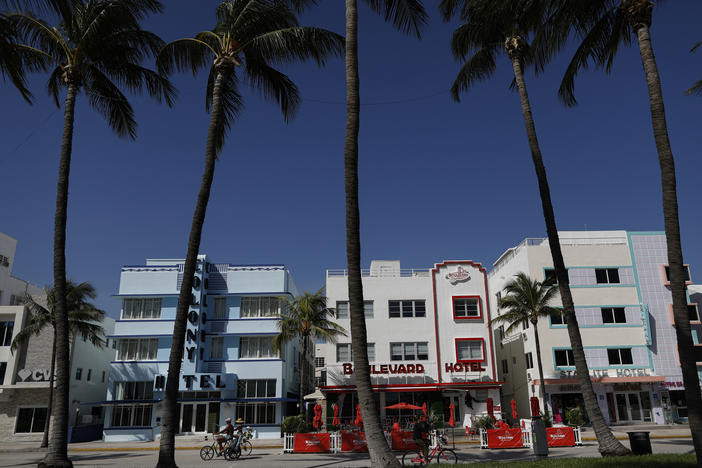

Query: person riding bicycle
[412,414,431,465]
[232,418,245,450]
[214,417,235,453]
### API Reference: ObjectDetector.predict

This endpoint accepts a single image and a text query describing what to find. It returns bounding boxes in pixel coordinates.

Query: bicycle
[200,435,237,461]
[401,433,457,465]
[239,427,254,456]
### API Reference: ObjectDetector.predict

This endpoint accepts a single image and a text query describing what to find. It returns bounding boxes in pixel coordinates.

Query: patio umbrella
[332,403,340,426]
[448,403,456,428]
[422,402,428,416]
[511,399,518,420]
[384,402,422,410]
[355,404,363,428]
[487,397,494,420]
[312,403,322,430]
[530,396,540,418]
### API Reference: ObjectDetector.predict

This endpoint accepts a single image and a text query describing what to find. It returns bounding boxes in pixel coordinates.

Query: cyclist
[412,414,431,465]
[214,417,235,454]
[232,418,245,450]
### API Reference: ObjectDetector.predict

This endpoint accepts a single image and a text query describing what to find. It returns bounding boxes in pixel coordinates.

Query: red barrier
[341,431,368,452]
[293,433,331,453]
[391,431,419,451]
[546,427,576,447]
[486,428,523,448]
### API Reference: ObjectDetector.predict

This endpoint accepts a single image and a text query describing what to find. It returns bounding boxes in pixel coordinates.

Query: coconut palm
[7,2,173,465]
[491,272,560,405]
[0,13,34,101]
[10,280,105,450]
[539,0,702,460]
[273,289,347,417]
[439,0,629,456]
[686,41,702,96]
[341,1,426,466]
[154,2,343,465]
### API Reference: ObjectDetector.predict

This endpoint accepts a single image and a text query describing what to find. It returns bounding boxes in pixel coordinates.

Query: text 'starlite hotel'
[104,256,306,441]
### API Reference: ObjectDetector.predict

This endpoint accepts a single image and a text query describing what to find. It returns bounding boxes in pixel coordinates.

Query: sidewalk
[0,423,691,453]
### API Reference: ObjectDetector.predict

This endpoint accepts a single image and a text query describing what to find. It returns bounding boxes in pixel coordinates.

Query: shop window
[111,404,152,427]
[453,296,481,319]
[455,339,484,362]
[236,402,276,424]
[602,307,627,324]
[607,348,634,366]
[122,298,162,319]
[237,379,275,398]
[388,300,425,318]
[595,268,620,284]
[15,407,47,433]
[525,352,534,369]
[554,349,575,367]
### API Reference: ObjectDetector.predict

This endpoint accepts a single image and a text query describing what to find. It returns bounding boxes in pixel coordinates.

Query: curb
[69,445,284,452]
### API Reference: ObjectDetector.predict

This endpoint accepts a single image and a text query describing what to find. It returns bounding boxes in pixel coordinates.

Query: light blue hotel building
[103,256,303,441]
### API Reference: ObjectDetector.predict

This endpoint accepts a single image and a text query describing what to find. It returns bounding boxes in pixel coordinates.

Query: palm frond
[364,0,427,38]
[244,26,344,66]
[450,46,497,101]
[85,65,137,139]
[244,54,300,121]
[157,37,215,76]
[686,79,702,97]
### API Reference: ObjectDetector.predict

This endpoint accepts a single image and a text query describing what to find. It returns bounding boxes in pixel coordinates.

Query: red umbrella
[511,399,518,420]
[422,402,428,416]
[332,403,340,426]
[530,396,540,418]
[487,397,494,420]
[355,404,363,427]
[448,403,456,428]
[385,402,422,410]
[313,403,323,430]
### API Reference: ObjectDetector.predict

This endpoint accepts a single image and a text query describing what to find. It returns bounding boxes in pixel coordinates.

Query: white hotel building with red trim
[315,260,502,427]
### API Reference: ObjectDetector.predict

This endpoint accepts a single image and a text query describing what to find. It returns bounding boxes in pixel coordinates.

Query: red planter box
[341,431,368,452]
[293,433,331,453]
[546,427,576,447]
[486,428,523,448]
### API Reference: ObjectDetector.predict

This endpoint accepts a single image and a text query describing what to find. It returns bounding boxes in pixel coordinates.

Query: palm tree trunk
[41,327,57,448]
[635,22,702,463]
[42,82,79,468]
[299,337,306,417]
[508,49,629,456]
[156,69,227,468]
[344,1,398,466]
[532,319,547,405]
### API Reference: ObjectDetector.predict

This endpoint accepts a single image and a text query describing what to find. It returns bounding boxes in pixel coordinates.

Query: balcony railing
[327,269,430,278]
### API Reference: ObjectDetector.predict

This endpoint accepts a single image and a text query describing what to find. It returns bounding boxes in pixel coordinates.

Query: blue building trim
[627,232,656,371]
[111,360,169,364]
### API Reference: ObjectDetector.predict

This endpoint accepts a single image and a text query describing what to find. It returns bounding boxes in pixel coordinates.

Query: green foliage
[472,415,494,430]
[565,407,585,427]
[491,272,561,335]
[540,410,553,428]
[453,454,697,467]
[281,415,310,434]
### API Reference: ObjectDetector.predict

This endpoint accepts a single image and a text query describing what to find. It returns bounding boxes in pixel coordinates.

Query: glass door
[195,404,207,432]
[180,404,193,433]
[640,392,653,422]
[628,393,642,421]
[615,394,629,421]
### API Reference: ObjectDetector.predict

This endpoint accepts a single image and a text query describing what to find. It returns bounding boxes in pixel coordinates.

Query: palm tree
[11,281,105,450]
[273,289,347,417]
[342,1,426,466]
[0,12,35,101]
[439,0,629,456]
[491,272,560,405]
[154,2,342,466]
[686,41,702,96]
[8,2,173,465]
[541,0,702,461]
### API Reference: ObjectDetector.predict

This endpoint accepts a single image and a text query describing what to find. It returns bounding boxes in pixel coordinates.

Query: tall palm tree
[491,272,560,405]
[541,0,702,461]
[439,0,629,456]
[686,41,702,96]
[8,2,173,466]
[0,12,35,101]
[155,2,342,466]
[342,1,426,466]
[273,289,347,417]
[11,281,105,449]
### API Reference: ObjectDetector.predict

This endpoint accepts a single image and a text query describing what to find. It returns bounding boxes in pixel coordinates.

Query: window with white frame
[595,268,620,284]
[241,297,283,318]
[526,352,534,369]
[212,297,227,319]
[456,340,483,362]
[336,343,352,362]
[237,379,275,398]
[390,342,429,361]
[453,297,480,318]
[113,381,154,400]
[239,336,276,359]
[335,301,373,319]
[551,311,565,325]
[388,300,426,318]
[236,402,275,424]
[122,298,162,319]
[116,338,158,361]
[554,349,575,367]
[0,321,14,346]
[367,343,375,361]
[210,336,224,359]
[601,307,626,324]
[607,348,633,365]
[15,407,47,433]
[110,405,152,427]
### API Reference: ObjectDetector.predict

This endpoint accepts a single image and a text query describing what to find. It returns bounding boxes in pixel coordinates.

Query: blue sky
[2,1,701,319]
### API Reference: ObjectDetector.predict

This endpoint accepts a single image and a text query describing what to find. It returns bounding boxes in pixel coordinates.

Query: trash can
[627,431,652,455]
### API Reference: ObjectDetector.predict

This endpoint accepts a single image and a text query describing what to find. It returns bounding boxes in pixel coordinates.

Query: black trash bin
[627,431,652,455]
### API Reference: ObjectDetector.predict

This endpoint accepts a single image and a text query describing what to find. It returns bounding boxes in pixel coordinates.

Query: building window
[364,301,374,319]
[236,402,276,424]
[367,343,375,362]
[76,368,82,380]
[241,297,282,318]
[0,321,14,346]
[607,348,634,366]
[601,307,626,324]
[116,338,158,361]
[212,297,227,319]
[0,362,7,384]
[111,405,152,427]
[551,312,565,325]
[501,359,508,374]
[455,339,484,362]
[87,369,92,382]
[554,349,575,367]
[237,379,275,398]
[336,343,352,362]
[390,342,429,361]
[15,407,47,433]
[595,268,620,284]
[544,268,557,285]
[112,339,117,349]
[689,304,700,322]
[102,371,106,383]
[210,336,224,359]
[664,265,691,283]
[239,336,276,359]
[388,300,425,318]
[523,320,529,330]
[453,297,481,319]
[122,298,162,319]
[113,381,154,400]
[526,352,534,369]
[315,357,325,368]
[9,294,24,306]
[335,301,373,319]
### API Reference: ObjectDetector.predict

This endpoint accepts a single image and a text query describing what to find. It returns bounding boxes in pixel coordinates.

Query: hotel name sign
[558,368,651,379]
[342,362,485,375]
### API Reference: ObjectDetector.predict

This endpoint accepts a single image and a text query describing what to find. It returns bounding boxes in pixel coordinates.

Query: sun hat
[235,418,244,424]
[225,417,232,422]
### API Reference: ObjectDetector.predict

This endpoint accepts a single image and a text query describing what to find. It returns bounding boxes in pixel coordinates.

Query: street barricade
[546,426,576,447]
[341,431,368,452]
[479,425,583,449]
[485,428,524,448]
[391,431,419,451]
[288,433,331,453]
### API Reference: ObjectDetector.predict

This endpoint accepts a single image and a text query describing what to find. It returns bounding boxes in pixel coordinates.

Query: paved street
[0,439,694,468]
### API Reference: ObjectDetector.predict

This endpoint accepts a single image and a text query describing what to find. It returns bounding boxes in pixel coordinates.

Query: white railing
[283,433,294,453]
[574,426,582,446]
[479,428,488,449]
[522,429,533,448]
[327,269,431,278]
[330,432,341,453]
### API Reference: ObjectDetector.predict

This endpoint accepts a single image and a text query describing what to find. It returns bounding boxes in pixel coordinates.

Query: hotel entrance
[177,391,221,434]
[612,392,653,423]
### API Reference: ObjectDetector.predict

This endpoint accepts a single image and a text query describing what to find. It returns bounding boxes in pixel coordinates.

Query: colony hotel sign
[446,266,471,285]
[342,362,485,375]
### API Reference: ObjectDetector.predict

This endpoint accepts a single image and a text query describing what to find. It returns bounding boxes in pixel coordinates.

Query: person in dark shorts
[412,414,430,465]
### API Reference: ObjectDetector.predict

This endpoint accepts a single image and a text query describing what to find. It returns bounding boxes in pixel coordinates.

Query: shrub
[541,410,553,428]
[566,407,585,427]
[473,415,494,430]
[281,415,311,434]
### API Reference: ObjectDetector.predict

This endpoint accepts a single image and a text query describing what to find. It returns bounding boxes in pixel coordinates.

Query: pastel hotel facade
[490,231,699,426]
[104,256,304,441]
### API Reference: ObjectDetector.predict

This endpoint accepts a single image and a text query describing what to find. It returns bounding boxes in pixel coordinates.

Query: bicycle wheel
[224,446,241,461]
[402,450,424,466]
[199,446,215,461]
[241,439,252,456]
[435,448,457,464]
